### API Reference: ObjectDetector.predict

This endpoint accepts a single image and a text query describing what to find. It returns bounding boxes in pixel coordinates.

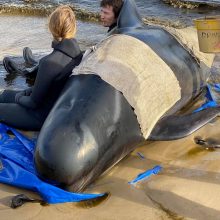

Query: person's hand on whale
[15,88,32,103]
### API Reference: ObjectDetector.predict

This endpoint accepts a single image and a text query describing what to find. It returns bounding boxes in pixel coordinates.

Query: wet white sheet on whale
[72,34,181,138]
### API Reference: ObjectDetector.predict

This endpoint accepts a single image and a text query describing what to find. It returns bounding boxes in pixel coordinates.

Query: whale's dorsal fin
[117,0,143,30]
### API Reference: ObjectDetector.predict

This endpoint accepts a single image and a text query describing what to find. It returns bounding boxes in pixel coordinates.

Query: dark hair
[100,0,123,18]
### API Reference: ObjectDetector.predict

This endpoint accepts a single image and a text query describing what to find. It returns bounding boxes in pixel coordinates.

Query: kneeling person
[0,6,82,130]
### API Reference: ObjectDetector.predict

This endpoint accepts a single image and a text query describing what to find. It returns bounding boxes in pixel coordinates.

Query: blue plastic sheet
[128,165,162,185]
[0,123,105,204]
[194,83,220,113]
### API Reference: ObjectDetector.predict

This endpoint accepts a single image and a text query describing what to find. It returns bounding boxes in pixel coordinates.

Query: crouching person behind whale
[34,0,220,192]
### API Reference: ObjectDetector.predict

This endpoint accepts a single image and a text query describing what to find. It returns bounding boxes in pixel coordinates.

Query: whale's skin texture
[34,75,144,192]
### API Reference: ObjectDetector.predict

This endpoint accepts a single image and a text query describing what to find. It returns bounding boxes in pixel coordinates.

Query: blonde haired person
[0,6,82,130]
[49,5,77,41]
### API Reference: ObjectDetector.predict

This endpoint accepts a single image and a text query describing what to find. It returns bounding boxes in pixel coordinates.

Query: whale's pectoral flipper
[148,107,220,141]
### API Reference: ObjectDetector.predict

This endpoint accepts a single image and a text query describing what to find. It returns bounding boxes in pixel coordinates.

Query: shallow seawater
[0,14,106,89]
[0,0,219,29]
[0,0,219,89]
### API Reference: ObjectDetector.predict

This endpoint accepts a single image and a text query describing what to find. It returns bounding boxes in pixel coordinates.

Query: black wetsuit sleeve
[17,59,59,109]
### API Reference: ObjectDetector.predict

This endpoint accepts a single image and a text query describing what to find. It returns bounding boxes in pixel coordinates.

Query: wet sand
[1,15,220,220]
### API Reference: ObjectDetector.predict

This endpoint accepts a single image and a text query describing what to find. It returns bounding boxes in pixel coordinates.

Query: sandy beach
[1,14,220,220]
[1,114,220,220]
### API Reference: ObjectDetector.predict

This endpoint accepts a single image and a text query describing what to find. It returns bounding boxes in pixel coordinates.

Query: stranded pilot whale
[34,0,220,192]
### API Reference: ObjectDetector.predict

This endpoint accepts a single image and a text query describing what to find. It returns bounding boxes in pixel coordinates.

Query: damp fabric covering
[0,123,105,204]
[72,34,181,139]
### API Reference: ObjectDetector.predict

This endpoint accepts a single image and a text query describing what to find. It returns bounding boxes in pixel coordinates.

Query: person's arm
[15,87,32,99]
[15,94,38,109]
[16,59,59,109]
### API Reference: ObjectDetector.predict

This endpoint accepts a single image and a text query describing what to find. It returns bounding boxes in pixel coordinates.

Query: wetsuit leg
[25,65,38,79]
[0,103,42,130]
[3,56,38,79]
[0,90,43,130]
[0,90,18,103]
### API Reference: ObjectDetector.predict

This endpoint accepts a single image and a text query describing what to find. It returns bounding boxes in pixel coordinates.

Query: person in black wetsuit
[3,0,124,76]
[0,5,82,130]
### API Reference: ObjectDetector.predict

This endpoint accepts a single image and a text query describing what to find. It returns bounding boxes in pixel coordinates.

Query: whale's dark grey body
[35,75,144,191]
[34,0,220,192]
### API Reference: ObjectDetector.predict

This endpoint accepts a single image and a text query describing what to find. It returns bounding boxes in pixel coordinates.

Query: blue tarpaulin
[129,165,162,185]
[0,123,105,204]
[194,83,220,112]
